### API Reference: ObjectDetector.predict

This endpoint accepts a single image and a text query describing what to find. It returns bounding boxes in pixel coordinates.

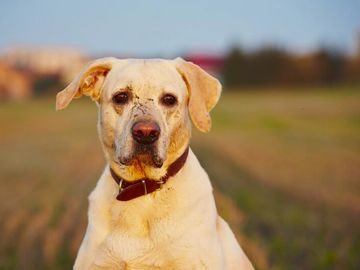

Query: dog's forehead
[105,59,185,97]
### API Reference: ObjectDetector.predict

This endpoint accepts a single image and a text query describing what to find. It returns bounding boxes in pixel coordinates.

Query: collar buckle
[142,180,147,195]
[119,179,124,191]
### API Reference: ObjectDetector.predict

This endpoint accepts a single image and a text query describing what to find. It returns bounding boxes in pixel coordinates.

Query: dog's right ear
[56,57,117,110]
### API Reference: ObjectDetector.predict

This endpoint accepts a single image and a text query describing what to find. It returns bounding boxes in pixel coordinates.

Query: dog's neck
[110,147,189,201]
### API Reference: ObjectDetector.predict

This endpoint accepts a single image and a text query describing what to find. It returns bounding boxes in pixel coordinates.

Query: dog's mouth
[118,144,164,168]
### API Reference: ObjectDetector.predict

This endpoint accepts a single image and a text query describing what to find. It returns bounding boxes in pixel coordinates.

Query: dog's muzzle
[117,119,164,168]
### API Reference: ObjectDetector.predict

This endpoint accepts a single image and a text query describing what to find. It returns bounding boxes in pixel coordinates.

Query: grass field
[0,86,359,269]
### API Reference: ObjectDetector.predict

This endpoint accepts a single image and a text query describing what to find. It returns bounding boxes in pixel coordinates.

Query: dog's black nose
[131,121,160,144]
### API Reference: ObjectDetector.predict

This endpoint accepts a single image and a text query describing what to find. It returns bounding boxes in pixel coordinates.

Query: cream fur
[57,58,254,270]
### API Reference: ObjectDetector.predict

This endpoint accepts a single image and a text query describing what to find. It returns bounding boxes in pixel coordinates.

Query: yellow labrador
[56,57,254,270]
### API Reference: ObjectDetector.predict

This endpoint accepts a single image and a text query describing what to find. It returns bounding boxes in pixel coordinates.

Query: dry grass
[0,86,359,269]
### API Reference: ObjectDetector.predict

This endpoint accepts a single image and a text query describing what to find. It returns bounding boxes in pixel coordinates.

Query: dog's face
[98,59,192,180]
[56,58,221,181]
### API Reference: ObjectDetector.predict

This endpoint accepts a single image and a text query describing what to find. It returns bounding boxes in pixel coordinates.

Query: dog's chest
[106,225,208,269]
[108,192,180,240]
[105,195,210,268]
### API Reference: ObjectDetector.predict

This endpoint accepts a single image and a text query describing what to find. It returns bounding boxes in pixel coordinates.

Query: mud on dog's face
[56,58,221,181]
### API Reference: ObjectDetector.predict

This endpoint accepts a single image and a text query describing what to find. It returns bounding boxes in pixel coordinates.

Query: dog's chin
[118,152,164,169]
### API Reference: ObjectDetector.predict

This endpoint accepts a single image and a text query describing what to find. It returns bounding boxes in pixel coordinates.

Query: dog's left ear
[175,57,222,133]
[56,57,117,110]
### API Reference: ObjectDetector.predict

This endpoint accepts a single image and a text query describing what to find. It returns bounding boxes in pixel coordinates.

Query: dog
[56,57,254,270]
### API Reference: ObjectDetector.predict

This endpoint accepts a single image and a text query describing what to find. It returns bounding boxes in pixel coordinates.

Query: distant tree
[312,47,346,84]
[221,45,353,89]
[247,47,292,85]
[33,75,65,96]
[344,57,360,83]
[222,46,293,87]
[222,47,247,88]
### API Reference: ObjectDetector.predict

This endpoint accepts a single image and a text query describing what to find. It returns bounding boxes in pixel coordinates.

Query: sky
[1,0,359,57]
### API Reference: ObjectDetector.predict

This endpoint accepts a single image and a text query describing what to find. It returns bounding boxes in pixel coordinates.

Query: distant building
[0,47,89,100]
[0,61,32,101]
[1,47,87,84]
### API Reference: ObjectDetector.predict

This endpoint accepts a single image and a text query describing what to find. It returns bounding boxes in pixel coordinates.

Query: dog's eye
[112,92,130,105]
[160,94,177,107]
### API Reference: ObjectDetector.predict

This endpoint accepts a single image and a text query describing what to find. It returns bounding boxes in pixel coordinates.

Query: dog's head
[56,58,221,181]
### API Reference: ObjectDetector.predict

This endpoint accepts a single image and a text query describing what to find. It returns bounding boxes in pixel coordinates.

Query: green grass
[0,85,359,269]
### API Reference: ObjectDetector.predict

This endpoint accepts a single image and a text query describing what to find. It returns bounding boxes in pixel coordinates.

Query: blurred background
[0,0,359,269]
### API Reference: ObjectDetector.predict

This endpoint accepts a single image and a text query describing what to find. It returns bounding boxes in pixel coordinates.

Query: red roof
[184,54,224,74]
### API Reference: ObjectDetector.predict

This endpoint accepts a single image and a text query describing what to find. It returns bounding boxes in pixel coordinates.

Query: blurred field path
[0,86,359,269]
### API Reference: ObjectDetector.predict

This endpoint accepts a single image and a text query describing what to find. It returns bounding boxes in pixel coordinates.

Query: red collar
[110,147,189,201]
